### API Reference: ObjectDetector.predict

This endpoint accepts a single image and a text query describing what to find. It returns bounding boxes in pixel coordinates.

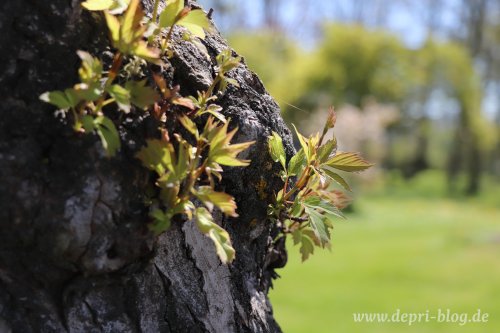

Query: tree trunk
[0,1,293,332]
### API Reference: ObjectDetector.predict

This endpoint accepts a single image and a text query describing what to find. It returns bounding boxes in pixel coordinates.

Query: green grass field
[270,171,500,332]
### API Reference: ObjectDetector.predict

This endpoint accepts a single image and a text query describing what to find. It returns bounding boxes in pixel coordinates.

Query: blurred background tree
[201,0,500,196]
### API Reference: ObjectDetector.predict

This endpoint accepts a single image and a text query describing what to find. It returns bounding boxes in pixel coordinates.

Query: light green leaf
[321,166,352,191]
[107,84,131,113]
[195,207,235,263]
[104,12,120,45]
[194,186,238,217]
[291,124,310,162]
[287,148,306,176]
[39,91,75,109]
[136,139,174,175]
[178,115,198,138]
[77,50,102,84]
[149,208,171,235]
[125,80,160,109]
[81,0,114,11]
[324,152,373,172]
[121,0,140,45]
[178,9,210,39]
[132,41,161,64]
[317,138,337,163]
[299,234,315,262]
[108,0,130,14]
[159,0,184,28]
[304,206,330,247]
[94,116,121,157]
[268,131,286,170]
[303,195,343,219]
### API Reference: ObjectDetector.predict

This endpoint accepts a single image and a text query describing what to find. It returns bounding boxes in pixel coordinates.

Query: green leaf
[268,131,286,170]
[39,91,75,109]
[303,195,343,220]
[136,139,174,175]
[125,80,160,109]
[291,124,310,162]
[121,0,141,45]
[178,115,198,138]
[81,115,96,133]
[178,9,210,39]
[304,206,330,247]
[104,12,120,45]
[132,41,162,64]
[317,138,337,163]
[107,84,131,113]
[323,152,373,172]
[208,121,254,167]
[194,186,238,217]
[81,0,114,11]
[287,148,306,176]
[149,208,171,235]
[77,50,102,84]
[195,207,235,264]
[299,234,315,262]
[159,0,184,28]
[108,0,130,14]
[321,166,352,191]
[94,116,121,157]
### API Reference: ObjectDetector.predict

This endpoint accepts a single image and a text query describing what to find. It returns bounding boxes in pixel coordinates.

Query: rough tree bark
[0,0,293,332]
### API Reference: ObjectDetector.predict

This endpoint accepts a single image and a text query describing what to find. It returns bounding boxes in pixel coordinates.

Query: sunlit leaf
[94,116,120,157]
[39,91,75,109]
[194,186,238,217]
[159,0,184,28]
[268,131,286,170]
[107,84,131,113]
[195,207,235,263]
[323,152,373,172]
[287,148,306,176]
[320,166,352,191]
[81,0,114,11]
[149,208,171,235]
[178,9,210,39]
[125,80,160,109]
[178,115,198,138]
[136,139,174,175]
[317,138,337,163]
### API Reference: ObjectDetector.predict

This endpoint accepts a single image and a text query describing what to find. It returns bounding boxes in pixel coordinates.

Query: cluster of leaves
[268,108,373,261]
[40,0,250,263]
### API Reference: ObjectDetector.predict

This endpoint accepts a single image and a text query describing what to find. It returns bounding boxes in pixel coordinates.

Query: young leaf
[125,80,160,109]
[159,0,184,28]
[303,195,343,220]
[208,121,254,167]
[94,116,121,157]
[39,91,75,109]
[178,115,198,138]
[291,124,310,162]
[195,207,235,263]
[104,12,120,45]
[178,9,210,39]
[268,131,286,170]
[81,0,114,11]
[194,186,238,217]
[77,50,102,84]
[287,148,306,176]
[136,139,174,176]
[304,206,330,247]
[323,152,373,172]
[317,138,337,163]
[299,234,315,262]
[149,208,172,235]
[107,84,131,113]
[320,166,352,191]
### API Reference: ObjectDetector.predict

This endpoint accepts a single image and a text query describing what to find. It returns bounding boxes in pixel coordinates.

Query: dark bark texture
[0,1,293,332]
